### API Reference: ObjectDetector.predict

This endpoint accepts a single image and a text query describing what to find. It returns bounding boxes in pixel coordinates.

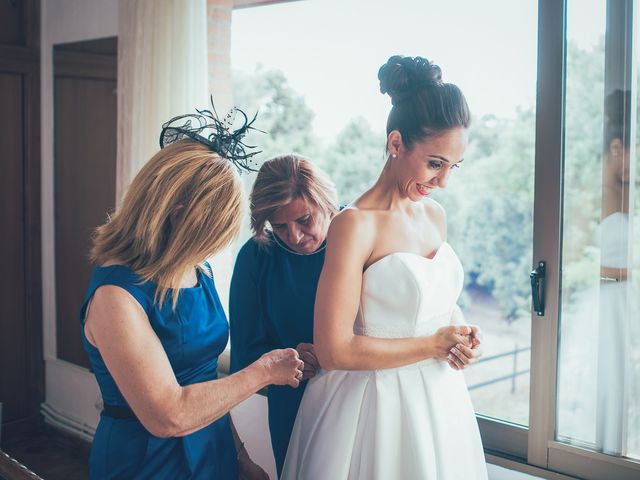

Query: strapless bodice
[598,212,629,268]
[354,242,464,338]
[282,241,488,480]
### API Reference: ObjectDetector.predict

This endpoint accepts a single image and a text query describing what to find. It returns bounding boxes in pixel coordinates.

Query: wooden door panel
[54,76,116,368]
[0,1,26,46]
[0,73,29,422]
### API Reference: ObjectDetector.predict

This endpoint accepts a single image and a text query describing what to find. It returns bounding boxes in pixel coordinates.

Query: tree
[232,66,320,163]
[318,117,385,204]
[231,39,634,324]
[436,39,627,321]
[434,108,536,321]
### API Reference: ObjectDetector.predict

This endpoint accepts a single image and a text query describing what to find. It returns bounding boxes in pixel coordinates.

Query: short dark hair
[604,89,631,151]
[378,55,470,149]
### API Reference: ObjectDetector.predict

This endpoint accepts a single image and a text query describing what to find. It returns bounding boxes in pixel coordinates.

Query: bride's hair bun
[605,89,628,126]
[377,54,470,149]
[378,55,442,105]
[604,89,631,149]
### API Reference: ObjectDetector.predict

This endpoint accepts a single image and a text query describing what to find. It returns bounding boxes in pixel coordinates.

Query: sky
[230,0,606,142]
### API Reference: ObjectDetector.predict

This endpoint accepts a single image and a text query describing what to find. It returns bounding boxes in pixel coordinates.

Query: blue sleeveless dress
[79,264,238,479]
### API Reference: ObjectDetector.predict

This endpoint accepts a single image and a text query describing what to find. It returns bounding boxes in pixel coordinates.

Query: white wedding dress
[595,212,636,454]
[281,242,487,480]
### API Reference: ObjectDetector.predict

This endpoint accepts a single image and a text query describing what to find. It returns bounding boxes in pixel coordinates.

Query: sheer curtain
[117,0,208,203]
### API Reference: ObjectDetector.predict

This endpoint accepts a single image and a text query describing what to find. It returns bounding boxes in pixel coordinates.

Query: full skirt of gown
[281,244,488,479]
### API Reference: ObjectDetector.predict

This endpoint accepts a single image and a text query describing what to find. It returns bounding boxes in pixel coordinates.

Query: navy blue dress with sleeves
[79,264,238,479]
[229,233,325,476]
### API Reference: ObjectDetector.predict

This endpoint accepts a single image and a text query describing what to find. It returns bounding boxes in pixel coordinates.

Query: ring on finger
[453,348,466,362]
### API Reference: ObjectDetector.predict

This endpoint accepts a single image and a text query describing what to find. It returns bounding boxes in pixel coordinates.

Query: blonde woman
[229,154,338,476]
[80,108,303,479]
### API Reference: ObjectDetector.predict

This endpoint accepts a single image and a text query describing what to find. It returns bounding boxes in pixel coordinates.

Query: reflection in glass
[558,0,639,459]
[595,89,636,455]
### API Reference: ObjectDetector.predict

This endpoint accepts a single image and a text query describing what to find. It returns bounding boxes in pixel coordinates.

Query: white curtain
[117,0,209,204]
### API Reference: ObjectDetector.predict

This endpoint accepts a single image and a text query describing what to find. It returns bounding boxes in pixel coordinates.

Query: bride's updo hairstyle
[378,55,470,150]
[604,88,631,152]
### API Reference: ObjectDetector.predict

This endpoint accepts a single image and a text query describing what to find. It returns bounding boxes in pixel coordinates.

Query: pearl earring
[392,154,397,159]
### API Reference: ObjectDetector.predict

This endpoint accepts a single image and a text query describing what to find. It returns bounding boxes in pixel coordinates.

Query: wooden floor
[1,423,90,480]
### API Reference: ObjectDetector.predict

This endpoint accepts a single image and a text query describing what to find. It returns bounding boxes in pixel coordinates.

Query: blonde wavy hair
[250,154,338,244]
[91,139,243,308]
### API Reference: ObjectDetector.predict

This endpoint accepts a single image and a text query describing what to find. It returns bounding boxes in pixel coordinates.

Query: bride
[281,55,488,479]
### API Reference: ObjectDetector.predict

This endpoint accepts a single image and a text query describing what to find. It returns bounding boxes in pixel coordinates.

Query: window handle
[530,261,546,316]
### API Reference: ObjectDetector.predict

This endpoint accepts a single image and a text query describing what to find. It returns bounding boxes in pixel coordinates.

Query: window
[553,0,640,471]
[231,1,640,478]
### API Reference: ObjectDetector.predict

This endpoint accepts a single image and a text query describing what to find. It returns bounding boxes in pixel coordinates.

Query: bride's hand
[296,343,320,380]
[448,326,484,370]
[470,325,483,348]
[429,325,473,362]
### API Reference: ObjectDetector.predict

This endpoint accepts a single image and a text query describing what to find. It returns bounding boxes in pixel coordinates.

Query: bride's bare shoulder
[326,207,377,255]
[422,198,447,238]
[331,206,377,232]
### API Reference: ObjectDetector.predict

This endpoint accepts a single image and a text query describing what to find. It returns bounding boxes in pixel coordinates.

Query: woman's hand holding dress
[257,348,305,388]
[296,343,321,380]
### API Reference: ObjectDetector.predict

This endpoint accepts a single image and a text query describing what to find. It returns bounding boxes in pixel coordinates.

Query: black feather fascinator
[159,96,263,173]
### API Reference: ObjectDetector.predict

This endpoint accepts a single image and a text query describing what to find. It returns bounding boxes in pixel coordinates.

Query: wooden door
[0,0,43,433]
[0,73,29,424]
[53,41,117,368]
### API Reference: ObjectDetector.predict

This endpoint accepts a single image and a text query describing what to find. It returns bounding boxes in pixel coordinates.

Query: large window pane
[558,0,640,460]
[232,0,538,426]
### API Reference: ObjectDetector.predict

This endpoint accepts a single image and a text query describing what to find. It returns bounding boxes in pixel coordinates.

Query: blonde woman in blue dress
[80,106,304,479]
[282,56,487,479]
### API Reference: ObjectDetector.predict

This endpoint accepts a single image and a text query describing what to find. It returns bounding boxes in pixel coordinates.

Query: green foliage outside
[318,118,386,204]
[231,67,321,162]
[433,107,536,320]
[232,39,639,324]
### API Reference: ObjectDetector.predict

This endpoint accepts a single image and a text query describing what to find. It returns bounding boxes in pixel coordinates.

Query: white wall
[40,0,119,432]
[231,394,278,479]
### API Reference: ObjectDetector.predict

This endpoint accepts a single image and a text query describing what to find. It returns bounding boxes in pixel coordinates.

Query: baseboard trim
[40,403,95,442]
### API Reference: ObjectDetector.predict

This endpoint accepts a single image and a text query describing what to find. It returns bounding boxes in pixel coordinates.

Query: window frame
[228,1,640,478]
[527,1,640,478]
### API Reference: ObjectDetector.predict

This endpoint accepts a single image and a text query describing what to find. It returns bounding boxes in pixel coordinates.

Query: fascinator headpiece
[159,96,262,173]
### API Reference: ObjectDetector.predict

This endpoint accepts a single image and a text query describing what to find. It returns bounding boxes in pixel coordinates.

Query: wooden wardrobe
[0,0,44,440]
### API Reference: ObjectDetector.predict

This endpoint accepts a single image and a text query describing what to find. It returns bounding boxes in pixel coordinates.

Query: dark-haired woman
[281,56,487,479]
[229,154,338,475]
